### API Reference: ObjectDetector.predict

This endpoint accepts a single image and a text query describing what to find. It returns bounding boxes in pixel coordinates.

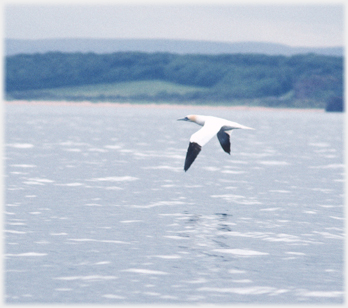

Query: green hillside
[5,51,343,108]
[6,80,207,102]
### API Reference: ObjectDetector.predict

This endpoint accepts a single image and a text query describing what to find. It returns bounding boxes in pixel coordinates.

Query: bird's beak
[177,117,188,121]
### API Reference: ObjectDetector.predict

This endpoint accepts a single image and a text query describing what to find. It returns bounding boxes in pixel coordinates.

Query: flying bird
[178,115,254,172]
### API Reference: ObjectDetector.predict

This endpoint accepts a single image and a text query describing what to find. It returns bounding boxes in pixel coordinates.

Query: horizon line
[4,37,343,49]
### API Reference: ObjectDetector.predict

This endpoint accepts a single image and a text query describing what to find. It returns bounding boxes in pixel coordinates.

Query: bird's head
[177,115,197,123]
[178,115,206,126]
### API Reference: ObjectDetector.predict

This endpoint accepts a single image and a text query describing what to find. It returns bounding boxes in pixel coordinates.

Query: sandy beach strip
[5,100,325,113]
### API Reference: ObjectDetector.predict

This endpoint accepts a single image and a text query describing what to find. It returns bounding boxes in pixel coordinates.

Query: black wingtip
[184,142,202,172]
[217,129,231,155]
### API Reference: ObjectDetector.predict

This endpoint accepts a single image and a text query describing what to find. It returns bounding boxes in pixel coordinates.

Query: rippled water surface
[5,103,344,304]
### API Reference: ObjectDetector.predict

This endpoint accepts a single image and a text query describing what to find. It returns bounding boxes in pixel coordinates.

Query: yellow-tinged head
[177,115,205,126]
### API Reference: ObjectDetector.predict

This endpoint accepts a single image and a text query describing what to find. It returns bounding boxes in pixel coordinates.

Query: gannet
[178,115,254,172]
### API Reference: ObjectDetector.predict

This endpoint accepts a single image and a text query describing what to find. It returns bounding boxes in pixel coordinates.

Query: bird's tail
[239,124,254,130]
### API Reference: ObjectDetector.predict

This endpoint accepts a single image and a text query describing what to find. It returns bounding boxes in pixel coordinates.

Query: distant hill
[5,38,343,57]
[6,52,343,109]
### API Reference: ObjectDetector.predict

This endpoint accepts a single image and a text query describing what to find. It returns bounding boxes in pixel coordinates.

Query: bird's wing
[217,129,231,154]
[190,122,221,146]
[184,121,221,171]
[184,142,202,171]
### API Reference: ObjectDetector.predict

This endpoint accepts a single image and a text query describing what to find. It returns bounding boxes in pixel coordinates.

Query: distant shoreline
[6,38,343,57]
[5,100,325,113]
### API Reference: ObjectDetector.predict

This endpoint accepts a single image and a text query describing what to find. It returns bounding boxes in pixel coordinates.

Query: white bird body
[178,115,254,171]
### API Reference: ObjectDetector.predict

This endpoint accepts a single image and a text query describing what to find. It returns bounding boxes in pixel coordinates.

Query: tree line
[5,51,343,106]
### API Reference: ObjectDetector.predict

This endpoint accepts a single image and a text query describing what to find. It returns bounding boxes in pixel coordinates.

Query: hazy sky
[4,1,344,47]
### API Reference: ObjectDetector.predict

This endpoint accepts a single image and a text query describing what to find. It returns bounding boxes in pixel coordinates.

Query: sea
[4,102,345,304]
